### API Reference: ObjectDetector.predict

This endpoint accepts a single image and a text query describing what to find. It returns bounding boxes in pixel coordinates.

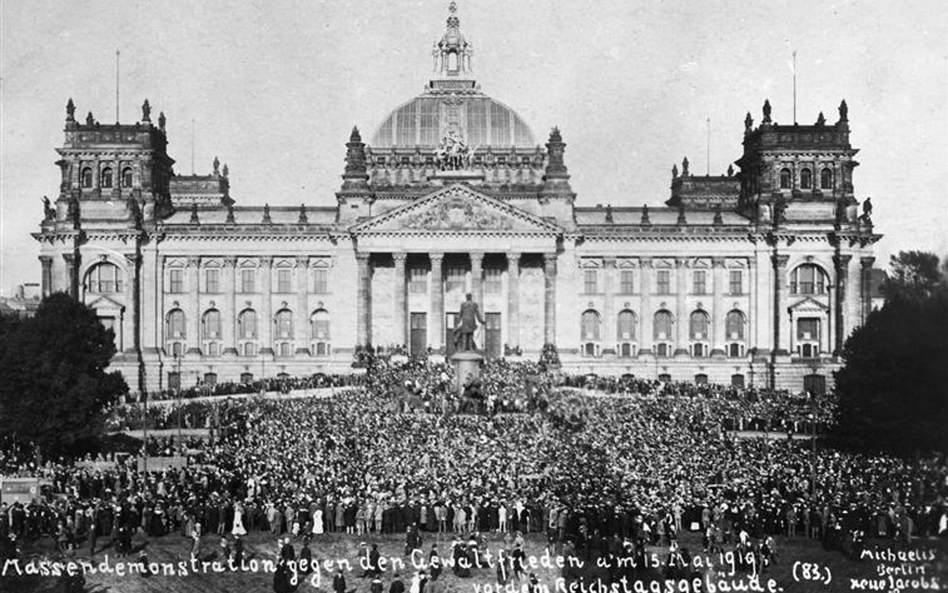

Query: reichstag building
[33,4,880,394]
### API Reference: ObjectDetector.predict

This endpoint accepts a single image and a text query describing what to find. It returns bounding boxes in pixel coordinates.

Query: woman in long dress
[232,502,248,537]
[313,508,324,535]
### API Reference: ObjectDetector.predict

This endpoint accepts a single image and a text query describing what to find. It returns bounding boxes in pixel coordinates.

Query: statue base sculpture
[450,351,483,395]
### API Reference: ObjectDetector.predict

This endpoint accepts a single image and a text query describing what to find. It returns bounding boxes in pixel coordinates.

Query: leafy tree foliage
[0,293,127,456]
[833,251,948,455]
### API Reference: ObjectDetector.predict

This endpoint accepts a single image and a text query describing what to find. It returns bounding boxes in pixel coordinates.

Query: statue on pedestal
[453,293,485,352]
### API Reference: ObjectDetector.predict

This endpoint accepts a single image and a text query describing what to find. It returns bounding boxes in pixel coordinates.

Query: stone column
[142,245,160,355]
[470,252,484,305]
[430,253,444,352]
[603,257,616,350]
[123,253,139,354]
[771,254,790,356]
[186,257,201,355]
[543,253,557,345]
[259,257,274,355]
[711,257,726,357]
[222,258,237,356]
[506,252,521,350]
[674,258,689,356]
[860,256,875,325]
[356,253,372,347]
[393,252,408,348]
[296,257,310,355]
[40,256,53,297]
[63,253,79,299]
[832,254,851,354]
[639,258,652,355]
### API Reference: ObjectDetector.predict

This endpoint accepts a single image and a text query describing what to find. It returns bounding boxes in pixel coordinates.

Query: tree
[0,293,127,456]
[833,251,948,455]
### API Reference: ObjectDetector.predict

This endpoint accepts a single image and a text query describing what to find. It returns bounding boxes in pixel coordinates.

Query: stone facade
[33,6,880,394]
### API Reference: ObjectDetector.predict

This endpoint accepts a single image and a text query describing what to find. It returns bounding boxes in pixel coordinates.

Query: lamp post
[174,353,183,444]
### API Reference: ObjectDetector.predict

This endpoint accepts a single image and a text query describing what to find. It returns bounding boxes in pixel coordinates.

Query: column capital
[833,253,852,269]
[223,257,238,268]
[123,253,140,266]
[469,252,485,264]
[506,251,521,261]
[675,257,688,268]
[860,256,876,269]
[392,252,408,263]
[62,253,76,264]
[543,252,557,273]
[640,256,653,269]
[355,252,371,263]
[186,256,201,268]
[603,256,617,269]
[429,252,444,263]
[712,256,726,268]
[40,255,54,266]
[771,254,790,269]
[295,256,310,268]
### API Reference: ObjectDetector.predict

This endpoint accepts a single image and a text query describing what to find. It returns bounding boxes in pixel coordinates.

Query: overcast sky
[2,0,946,296]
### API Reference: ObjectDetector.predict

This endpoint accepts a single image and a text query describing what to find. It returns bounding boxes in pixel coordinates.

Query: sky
[2,0,946,296]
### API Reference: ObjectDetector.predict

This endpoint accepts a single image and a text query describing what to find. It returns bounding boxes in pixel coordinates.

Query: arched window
[726,310,745,341]
[689,311,709,340]
[238,309,257,339]
[790,264,828,295]
[653,310,673,341]
[311,309,331,356]
[81,167,93,188]
[166,309,186,339]
[820,168,833,190]
[581,310,601,341]
[122,167,134,188]
[779,168,792,190]
[616,310,636,341]
[800,167,812,189]
[274,309,293,339]
[101,168,113,189]
[202,309,221,340]
[84,262,123,293]
[311,309,330,340]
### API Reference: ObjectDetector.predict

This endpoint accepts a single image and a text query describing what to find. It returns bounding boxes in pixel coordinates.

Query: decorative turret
[337,126,375,224]
[432,2,473,80]
[539,127,575,224]
[736,98,859,227]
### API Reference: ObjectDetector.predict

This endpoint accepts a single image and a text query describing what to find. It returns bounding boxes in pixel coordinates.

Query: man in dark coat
[333,569,347,593]
[454,294,485,351]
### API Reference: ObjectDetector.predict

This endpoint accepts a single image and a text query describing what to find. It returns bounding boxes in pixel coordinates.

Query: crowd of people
[1,360,945,586]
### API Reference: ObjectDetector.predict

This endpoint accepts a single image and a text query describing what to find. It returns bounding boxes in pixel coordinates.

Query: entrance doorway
[410,313,427,357]
[445,313,459,358]
[485,312,502,358]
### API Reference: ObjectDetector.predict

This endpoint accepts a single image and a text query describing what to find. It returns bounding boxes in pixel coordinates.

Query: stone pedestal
[451,351,484,395]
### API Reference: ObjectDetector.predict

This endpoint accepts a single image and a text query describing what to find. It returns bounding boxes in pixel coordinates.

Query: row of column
[355,252,557,351]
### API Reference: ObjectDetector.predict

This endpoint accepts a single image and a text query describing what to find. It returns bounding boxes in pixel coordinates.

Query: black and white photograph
[0,1,946,591]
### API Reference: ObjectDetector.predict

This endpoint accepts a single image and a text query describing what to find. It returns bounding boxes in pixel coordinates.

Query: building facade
[33,5,880,394]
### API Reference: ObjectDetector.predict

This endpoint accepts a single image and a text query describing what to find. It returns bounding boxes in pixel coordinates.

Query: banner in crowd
[136,456,188,472]
[0,477,45,505]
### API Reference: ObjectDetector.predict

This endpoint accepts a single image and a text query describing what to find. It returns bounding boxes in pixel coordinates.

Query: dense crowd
[1,361,945,573]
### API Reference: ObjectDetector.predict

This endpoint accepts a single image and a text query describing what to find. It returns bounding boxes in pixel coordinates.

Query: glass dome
[370,95,536,149]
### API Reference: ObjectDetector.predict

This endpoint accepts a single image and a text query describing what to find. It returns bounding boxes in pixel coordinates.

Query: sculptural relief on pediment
[400,196,514,230]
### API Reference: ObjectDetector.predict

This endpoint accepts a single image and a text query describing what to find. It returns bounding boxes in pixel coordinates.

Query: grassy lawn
[2,530,944,593]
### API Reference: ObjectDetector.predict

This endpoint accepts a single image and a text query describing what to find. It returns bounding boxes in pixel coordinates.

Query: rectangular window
[619,270,634,295]
[169,269,184,293]
[693,270,707,295]
[313,269,328,294]
[729,270,743,295]
[277,269,292,293]
[797,318,820,341]
[656,270,671,294]
[241,269,255,293]
[583,270,598,294]
[205,268,220,293]
[484,267,502,294]
[409,267,428,294]
[446,266,465,292]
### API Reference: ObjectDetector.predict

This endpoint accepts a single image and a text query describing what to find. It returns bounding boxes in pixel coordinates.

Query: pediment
[789,296,829,313]
[86,294,125,312]
[351,184,562,235]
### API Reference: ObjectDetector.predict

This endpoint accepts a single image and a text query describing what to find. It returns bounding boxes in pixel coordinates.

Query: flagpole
[793,51,797,124]
[115,50,120,122]
[706,118,710,176]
